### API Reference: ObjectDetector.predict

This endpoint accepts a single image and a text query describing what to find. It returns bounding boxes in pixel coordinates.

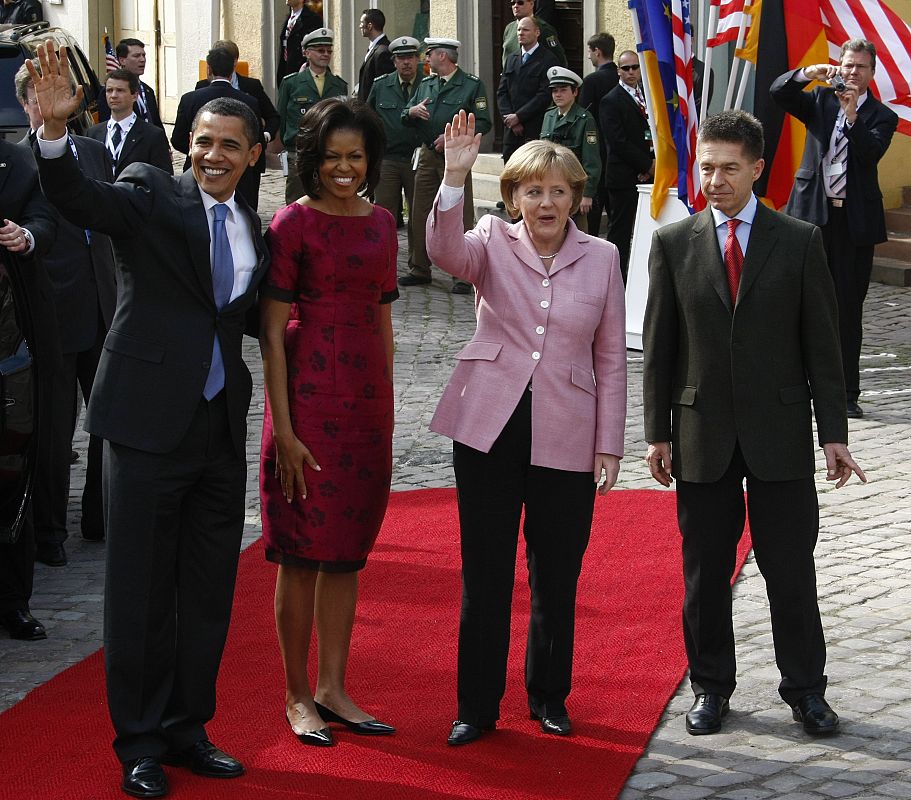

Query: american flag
[103,33,119,74]
[672,0,704,210]
[819,0,911,135]
[706,0,751,48]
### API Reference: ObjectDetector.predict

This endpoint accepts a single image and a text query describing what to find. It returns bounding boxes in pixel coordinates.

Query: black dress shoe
[792,694,839,735]
[451,280,472,295]
[161,739,244,778]
[314,701,395,735]
[447,720,494,746]
[398,272,432,286]
[530,711,572,736]
[121,757,168,798]
[35,542,67,567]
[0,609,47,641]
[685,693,729,735]
[82,527,105,542]
[846,401,863,419]
[286,711,334,746]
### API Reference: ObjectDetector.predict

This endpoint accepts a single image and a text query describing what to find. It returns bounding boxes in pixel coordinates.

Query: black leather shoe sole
[314,701,395,735]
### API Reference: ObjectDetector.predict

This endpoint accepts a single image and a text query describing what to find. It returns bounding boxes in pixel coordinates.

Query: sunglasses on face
[620,64,640,72]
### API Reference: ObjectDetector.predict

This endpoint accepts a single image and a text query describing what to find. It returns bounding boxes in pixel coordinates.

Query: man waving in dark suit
[86,69,172,177]
[643,110,865,741]
[29,42,267,799]
[771,38,897,419]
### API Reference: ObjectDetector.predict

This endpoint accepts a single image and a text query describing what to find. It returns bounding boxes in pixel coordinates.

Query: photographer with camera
[770,39,897,420]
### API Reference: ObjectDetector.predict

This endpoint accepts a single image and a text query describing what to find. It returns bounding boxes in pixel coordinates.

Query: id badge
[824,161,846,177]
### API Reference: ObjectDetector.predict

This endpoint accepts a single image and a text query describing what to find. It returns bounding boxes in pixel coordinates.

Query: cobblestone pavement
[2,166,909,798]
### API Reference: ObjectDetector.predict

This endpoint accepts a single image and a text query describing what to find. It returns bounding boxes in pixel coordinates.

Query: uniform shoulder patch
[586,131,598,145]
[466,74,479,82]
[547,36,557,48]
[475,97,488,109]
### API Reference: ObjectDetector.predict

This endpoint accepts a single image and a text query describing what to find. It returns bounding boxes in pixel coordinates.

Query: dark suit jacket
[643,202,847,483]
[277,7,323,86]
[770,69,898,246]
[86,117,173,177]
[97,79,164,130]
[497,46,560,141]
[25,135,116,354]
[171,81,266,174]
[580,62,619,119]
[357,35,394,103]
[34,150,269,458]
[600,84,652,189]
[194,74,281,145]
[0,0,42,24]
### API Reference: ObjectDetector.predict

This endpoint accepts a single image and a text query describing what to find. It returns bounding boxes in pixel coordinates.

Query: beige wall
[222,0,266,80]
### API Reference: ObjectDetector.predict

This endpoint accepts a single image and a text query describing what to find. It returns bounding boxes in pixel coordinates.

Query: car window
[0,47,28,132]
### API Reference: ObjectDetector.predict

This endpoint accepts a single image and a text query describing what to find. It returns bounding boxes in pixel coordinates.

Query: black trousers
[452,390,595,726]
[34,324,105,545]
[103,392,246,762]
[820,203,874,402]
[676,444,827,706]
[0,511,35,614]
[586,184,610,238]
[606,186,638,283]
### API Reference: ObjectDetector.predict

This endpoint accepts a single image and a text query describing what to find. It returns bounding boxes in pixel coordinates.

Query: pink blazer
[427,195,627,472]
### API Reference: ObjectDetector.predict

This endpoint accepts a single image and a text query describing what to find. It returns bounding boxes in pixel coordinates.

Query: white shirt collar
[198,187,240,222]
[521,42,540,57]
[711,193,759,228]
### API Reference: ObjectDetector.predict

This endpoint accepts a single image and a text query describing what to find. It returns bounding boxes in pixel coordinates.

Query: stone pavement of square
[1,167,909,797]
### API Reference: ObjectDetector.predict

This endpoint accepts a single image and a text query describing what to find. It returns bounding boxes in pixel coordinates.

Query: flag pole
[702,2,720,120]
[629,2,659,150]
[722,1,752,110]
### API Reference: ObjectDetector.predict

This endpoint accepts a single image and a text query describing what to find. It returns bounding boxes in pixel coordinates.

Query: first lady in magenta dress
[259,99,397,746]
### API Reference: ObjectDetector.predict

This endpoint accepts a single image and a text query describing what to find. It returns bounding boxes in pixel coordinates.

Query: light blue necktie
[521,51,530,65]
[203,203,235,400]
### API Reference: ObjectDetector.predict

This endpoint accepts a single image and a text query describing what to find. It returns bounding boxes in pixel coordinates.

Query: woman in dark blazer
[427,111,628,745]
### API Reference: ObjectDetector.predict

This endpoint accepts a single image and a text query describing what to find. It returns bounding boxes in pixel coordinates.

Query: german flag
[751,0,828,209]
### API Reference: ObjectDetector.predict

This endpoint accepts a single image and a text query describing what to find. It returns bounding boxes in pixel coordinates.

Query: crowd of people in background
[0,3,891,798]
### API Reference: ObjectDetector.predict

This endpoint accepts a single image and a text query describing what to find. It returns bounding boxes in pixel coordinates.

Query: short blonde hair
[500,140,587,218]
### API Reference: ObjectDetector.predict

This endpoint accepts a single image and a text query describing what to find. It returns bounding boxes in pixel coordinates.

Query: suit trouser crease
[606,186,638,282]
[411,147,473,274]
[452,390,594,726]
[103,393,246,762]
[821,204,873,401]
[676,444,827,705]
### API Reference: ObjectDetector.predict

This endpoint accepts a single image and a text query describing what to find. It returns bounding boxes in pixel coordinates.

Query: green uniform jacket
[502,20,567,69]
[540,104,602,198]
[277,69,349,148]
[401,68,493,146]
[366,73,422,163]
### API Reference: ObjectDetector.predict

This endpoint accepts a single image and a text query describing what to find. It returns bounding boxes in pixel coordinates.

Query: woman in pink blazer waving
[428,110,627,746]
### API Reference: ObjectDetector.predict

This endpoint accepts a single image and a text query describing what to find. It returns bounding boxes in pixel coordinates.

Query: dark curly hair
[295,98,386,199]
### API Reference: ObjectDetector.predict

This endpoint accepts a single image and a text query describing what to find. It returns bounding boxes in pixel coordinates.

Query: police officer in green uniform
[502,0,566,69]
[540,66,601,234]
[367,36,422,270]
[276,28,349,204]
[400,37,492,293]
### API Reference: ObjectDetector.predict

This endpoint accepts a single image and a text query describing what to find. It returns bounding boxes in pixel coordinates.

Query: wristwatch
[21,229,34,252]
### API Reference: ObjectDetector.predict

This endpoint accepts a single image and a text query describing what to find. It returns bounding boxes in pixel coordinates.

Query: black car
[0,20,101,141]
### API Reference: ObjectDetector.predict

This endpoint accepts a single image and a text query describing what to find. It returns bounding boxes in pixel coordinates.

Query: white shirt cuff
[438,183,464,211]
[798,69,814,83]
[35,127,69,158]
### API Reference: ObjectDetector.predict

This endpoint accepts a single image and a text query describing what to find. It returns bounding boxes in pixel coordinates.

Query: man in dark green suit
[643,111,865,739]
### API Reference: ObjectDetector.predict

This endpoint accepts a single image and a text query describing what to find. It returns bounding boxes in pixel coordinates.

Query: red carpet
[0,489,751,800]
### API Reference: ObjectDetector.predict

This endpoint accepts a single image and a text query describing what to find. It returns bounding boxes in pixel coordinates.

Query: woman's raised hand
[443,110,482,185]
[25,41,84,139]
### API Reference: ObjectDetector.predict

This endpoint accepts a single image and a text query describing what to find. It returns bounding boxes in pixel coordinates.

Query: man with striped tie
[771,38,898,419]
[96,38,164,130]
[86,69,172,178]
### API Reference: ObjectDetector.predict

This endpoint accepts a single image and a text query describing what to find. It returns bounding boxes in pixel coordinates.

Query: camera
[829,74,847,93]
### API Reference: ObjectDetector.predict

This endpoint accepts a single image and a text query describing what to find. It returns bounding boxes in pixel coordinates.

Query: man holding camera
[771,38,897,419]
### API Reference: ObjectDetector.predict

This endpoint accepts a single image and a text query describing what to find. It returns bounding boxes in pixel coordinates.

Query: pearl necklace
[538,252,559,259]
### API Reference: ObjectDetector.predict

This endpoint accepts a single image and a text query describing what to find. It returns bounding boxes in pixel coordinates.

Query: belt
[828,197,844,208]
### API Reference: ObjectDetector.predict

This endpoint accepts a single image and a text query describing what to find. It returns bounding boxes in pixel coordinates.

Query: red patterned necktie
[724,219,743,304]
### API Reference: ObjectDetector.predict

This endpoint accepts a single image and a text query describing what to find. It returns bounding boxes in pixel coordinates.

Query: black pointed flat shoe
[285,710,334,746]
[314,701,395,735]
[530,711,572,736]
